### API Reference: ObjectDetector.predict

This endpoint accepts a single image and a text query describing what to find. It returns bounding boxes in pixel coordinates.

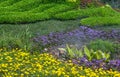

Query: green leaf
[96,50,103,60]
[84,46,91,60]
[58,48,66,52]
[66,44,74,58]
[75,49,84,58]
[105,53,110,60]
[91,49,95,59]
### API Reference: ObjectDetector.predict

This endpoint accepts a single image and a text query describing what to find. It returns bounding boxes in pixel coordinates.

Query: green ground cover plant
[54,6,119,19]
[0,12,50,23]
[0,0,6,2]
[0,0,21,7]
[0,0,43,12]
[54,5,120,26]
[80,16,120,26]
[28,3,56,13]
[0,3,75,23]
[43,4,74,16]
[0,0,119,26]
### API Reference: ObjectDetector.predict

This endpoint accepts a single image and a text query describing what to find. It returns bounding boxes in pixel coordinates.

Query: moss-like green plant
[0,0,21,7]
[28,3,56,13]
[0,3,74,23]
[0,0,43,12]
[54,6,119,20]
[80,16,120,26]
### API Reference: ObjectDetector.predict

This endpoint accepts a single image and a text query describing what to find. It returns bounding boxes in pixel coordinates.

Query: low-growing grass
[0,20,80,50]
[80,16,120,26]
[0,27,32,51]
[0,49,120,77]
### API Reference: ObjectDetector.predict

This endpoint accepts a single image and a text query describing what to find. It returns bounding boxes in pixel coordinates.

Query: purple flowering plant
[72,57,120,71]
[32,26,120,51]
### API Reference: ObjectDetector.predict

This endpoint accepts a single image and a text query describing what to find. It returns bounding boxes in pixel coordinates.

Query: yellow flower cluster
[0,49,120,77]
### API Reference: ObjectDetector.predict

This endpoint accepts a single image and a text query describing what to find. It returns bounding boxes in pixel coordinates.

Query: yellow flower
[24,71,29,75]
[78,66,83,70]
[80,76,86,77]
[84,69,90,73]
[20,73,24,77]
[5,56,13,62]
[5,76,12,77]
[0,63,8,67]
[99,71,104,75]
[56,67,65,76]
[32,63,43,71]
[90,72,97,76]
[45,70,49,75]
[56,71,62,76]
[33,58,38,60]
[1,48,120,76]
[64,75,69,77]
[113,73,120,77]
[71,67,78,75]
[102,71,106,74]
